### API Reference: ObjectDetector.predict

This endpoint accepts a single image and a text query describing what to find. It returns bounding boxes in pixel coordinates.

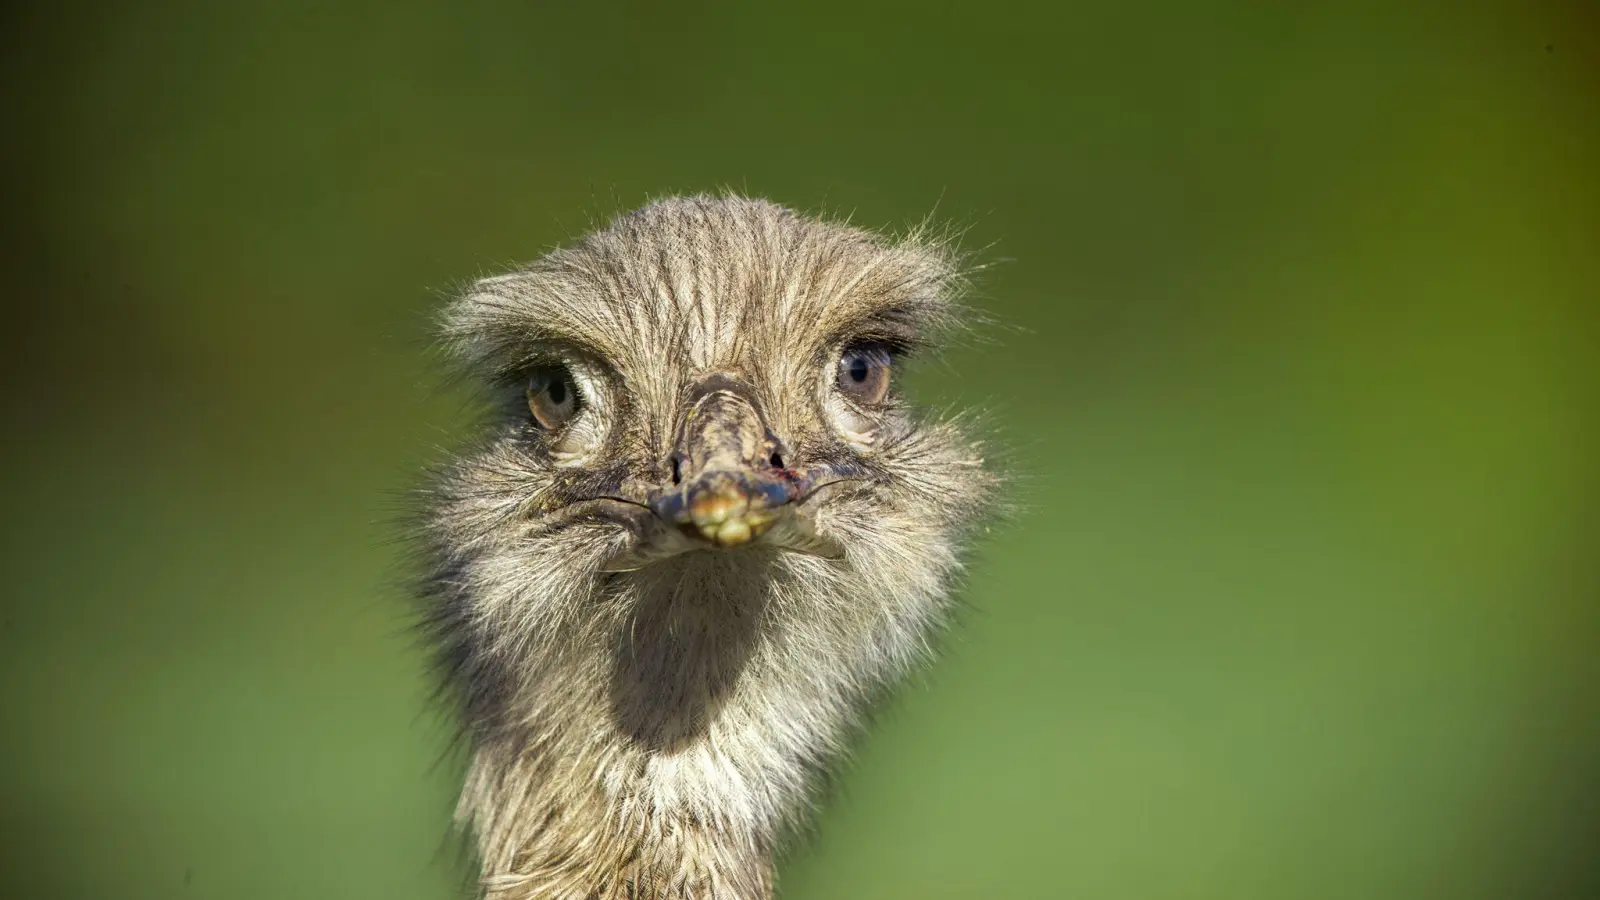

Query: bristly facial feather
[419,194,995,899]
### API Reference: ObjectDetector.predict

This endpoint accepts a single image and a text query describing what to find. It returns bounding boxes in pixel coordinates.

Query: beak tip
[683,507,778,548]
[709,519,754,546]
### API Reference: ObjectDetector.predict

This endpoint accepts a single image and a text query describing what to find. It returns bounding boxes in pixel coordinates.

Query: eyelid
[843,341,896,360]
[822,302,930,357]
[494,341,615,388]
[835,337,906,369]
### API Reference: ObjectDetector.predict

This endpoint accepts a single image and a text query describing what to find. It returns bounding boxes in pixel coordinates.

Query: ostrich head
[422,194,995,899]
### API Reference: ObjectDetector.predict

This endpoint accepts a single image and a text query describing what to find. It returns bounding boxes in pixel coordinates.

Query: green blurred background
[2,1,1596,897]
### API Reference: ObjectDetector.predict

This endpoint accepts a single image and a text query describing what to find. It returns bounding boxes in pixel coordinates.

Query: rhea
[420,194,993,899]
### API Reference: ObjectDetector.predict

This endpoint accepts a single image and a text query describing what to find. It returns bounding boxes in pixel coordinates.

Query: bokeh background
[3,2,1596,898]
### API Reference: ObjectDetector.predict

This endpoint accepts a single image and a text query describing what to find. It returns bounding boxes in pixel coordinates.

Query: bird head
[425,195,993,746]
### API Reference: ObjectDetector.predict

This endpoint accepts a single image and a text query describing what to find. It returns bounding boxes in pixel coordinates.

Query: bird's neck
[460,560,794,899]
[455,550,891,898]
[462,740,776,899]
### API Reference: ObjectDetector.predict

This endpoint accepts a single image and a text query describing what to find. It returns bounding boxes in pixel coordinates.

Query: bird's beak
[597,374,857,572]
[646,377,796,549]
[662,470,791,547]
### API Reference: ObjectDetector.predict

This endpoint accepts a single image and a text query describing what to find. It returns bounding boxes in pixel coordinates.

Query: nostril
[670,455,683,485]
[769,452,785,470]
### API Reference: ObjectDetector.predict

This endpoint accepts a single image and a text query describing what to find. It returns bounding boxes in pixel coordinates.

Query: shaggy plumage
[420,194,995,898]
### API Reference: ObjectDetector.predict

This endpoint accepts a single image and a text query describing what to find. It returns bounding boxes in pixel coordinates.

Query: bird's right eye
[526,366,579,430]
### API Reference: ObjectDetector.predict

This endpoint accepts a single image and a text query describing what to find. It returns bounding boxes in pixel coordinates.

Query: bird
[419,193,996,899]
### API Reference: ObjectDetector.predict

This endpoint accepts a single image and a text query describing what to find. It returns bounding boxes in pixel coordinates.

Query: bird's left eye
[526,365,579,430]
[836,343,893,404]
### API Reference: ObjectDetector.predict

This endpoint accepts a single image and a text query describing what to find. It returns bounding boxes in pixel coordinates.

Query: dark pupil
[848,357,870,383]
[546,378,567,405]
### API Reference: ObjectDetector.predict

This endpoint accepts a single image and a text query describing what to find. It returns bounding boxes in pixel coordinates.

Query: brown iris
[526,366,579,430]
[836,343,892,404]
